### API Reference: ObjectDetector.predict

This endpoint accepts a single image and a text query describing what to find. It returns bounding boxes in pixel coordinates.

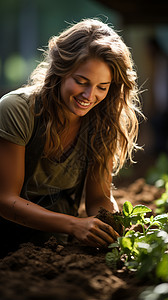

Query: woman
[0,18,142,252]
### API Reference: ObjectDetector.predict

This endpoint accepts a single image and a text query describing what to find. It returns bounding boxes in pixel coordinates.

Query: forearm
[0,193,76,234]
[85,159,119,217]
[86,194,119,216]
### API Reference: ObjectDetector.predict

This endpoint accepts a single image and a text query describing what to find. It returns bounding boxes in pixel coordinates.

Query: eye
[74,78,86,85]
[98,86,107,91]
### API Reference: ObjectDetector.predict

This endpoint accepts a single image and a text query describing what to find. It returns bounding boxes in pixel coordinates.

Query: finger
[97,228,115,244]
[99,222,120,240]
[87,232,109,247]
[90,225,115,244]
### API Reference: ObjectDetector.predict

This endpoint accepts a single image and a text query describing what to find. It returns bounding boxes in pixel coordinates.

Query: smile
[74,97,91,107]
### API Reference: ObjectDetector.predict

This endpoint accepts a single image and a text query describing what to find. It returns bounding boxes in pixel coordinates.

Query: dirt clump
[96,207,123,236]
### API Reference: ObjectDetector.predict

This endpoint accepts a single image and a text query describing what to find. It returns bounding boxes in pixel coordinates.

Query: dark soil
[96,208,124,236]
[0,173,163,300]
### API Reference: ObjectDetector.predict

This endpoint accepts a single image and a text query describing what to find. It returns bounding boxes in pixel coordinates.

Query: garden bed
[0,177,164,300]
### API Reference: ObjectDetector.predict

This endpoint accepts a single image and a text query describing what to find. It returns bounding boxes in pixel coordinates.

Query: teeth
[75,98,90,107]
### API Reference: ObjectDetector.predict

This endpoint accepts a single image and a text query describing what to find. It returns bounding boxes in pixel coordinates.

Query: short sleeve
[0,91,34,146]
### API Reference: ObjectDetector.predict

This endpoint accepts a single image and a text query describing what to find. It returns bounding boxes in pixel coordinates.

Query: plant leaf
[108,242,119,248]
[120,236,133,250]
[131,205,152,215]
[154,214,168,224]
[123,201,133,216]
[156,254,168,281]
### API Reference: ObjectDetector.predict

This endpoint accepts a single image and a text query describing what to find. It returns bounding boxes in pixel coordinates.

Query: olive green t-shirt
[0,88,88,202]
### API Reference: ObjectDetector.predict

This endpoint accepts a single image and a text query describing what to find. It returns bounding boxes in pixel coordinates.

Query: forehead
[73,58,112,82]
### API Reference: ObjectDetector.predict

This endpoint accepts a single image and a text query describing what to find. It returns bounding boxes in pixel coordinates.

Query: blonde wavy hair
[27,18,144,179]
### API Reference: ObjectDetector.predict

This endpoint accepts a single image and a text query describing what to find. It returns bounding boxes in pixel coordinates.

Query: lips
[74,97,91,108]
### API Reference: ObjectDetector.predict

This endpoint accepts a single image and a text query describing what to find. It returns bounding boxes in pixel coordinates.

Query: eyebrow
[75,75,111,85]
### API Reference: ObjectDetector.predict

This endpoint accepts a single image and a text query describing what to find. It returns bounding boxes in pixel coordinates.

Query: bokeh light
[4,54,28,84]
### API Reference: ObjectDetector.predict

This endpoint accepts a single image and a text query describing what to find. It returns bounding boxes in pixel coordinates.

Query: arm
[85,157,119,216]
[0,138,77,234]
[71,158,120,247]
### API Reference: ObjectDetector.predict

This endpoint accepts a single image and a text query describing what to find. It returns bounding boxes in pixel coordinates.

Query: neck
[64,110,82,127]
[59,112,82,131]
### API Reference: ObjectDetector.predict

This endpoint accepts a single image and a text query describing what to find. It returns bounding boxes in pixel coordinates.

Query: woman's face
[60,58,112,120]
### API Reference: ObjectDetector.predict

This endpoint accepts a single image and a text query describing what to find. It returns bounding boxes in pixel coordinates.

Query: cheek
[98,92,108,102]
[99,88,110,102]
[69,83,82,95]
[94,91,108,106]
[62,81,80,98]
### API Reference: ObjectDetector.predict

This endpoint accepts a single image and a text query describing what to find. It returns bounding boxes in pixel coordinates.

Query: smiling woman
[0,18,144,253]
[60,58,112,118]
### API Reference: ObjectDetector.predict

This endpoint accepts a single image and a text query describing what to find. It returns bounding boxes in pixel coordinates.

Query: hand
[72,216,119,247]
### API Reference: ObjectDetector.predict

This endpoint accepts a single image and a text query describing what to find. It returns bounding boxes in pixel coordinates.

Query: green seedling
[106,200,168,283]
[114,200,152,235]
[106,201,153,266]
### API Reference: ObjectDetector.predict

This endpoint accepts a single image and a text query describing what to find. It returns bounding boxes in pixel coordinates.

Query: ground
[0,155,164,300]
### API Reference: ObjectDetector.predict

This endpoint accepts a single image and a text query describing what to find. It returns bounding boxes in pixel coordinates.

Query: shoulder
[0,86,34,108]
[0,86,35,125]
[0,87,35,145]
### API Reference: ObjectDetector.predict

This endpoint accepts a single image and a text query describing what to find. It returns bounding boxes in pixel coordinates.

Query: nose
[82,86,95,101]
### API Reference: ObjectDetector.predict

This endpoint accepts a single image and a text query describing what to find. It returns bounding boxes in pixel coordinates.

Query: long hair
[27,18,144,180]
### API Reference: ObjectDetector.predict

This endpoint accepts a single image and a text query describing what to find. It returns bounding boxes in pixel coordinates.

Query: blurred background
[0,0,168,181]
